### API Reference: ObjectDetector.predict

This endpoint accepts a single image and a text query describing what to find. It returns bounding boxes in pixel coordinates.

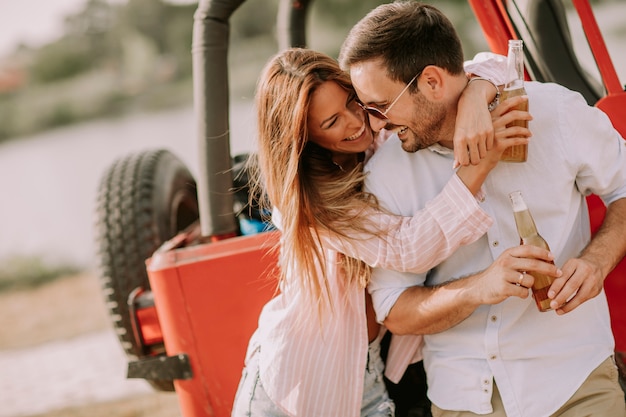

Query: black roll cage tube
[192,0,312,238]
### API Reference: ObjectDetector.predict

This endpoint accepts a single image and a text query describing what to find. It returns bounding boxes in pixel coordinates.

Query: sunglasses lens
[366,108,387,120]
[357,100,388,121]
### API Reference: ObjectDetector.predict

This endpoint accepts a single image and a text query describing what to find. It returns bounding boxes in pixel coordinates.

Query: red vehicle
[94,0,626,416]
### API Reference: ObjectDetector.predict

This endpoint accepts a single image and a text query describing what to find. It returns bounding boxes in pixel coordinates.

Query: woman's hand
[453,78,499,168]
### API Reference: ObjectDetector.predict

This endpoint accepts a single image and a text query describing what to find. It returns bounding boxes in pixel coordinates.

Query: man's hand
[455,96,532,196]
[384,244,561,335]
[486,96,532,164]
[548,198,626,314]
[547,257,604,314]
[468,244,561,306]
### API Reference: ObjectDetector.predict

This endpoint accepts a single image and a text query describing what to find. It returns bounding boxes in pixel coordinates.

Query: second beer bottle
[500,39,529,162]
[509,190,554,312]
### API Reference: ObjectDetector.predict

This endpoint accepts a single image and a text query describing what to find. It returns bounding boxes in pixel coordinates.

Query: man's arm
[544,84,626,314]
[383,245,560,335]
[549,197,626,314]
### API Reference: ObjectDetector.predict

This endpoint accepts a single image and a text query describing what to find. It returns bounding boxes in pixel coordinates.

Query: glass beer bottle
[509,191,554,312]
[500,39,529,162]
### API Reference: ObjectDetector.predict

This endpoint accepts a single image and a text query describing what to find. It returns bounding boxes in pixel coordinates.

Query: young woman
[231,48,531,417]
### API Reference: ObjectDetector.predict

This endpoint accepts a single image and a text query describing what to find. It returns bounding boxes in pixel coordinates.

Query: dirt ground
[25,392,182,417]
[0,272,110,350]
[0,273,182,417]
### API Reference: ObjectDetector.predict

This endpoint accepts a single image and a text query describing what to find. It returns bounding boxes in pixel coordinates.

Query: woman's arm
[322,174,492,273]
[322,96,531,274]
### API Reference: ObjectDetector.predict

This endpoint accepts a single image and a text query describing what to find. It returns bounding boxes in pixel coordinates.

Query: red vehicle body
[94,1,626,416]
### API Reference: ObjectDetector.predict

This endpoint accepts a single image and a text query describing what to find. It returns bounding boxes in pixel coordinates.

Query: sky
[0,0,196,58]
[0,0,89,57]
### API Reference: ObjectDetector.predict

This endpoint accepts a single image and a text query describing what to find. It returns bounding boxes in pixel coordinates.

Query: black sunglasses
[356,71,422,122]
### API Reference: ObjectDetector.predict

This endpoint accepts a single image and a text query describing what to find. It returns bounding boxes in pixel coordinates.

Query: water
[1,1,624,270]
[0,101,257,269]
[0,100,256,417]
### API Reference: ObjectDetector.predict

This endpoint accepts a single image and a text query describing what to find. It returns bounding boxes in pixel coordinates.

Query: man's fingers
[468,144,481,165]
[454,146,469,168]
[554,291,581,315]
[506,244,555,262]
[493,95,528,116]
[495,110,532,127]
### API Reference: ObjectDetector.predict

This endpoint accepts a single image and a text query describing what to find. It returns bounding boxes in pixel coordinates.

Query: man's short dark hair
[339,1,465,88]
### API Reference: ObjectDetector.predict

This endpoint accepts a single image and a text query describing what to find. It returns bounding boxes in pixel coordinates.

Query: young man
[339,2,626,416]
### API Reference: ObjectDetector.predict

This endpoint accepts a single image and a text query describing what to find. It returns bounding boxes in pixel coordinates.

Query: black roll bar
[505,0,604,105]
[192,0,313,238]
[192,0,245,238]
[277,0,313,50]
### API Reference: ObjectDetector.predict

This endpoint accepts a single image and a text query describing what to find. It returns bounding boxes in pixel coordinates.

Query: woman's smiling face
[306,80,374,156]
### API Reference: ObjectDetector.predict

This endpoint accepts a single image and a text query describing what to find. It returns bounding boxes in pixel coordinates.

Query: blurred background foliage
[0,255,81,291]
[0,0,485,143]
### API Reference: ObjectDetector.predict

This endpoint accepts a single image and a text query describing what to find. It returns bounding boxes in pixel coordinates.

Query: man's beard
[400,98,448,153]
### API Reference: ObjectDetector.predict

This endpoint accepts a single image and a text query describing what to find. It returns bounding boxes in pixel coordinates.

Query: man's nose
[368,115,387,132]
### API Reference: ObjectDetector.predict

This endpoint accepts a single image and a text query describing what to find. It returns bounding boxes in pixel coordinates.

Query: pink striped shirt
[244,173,492,417]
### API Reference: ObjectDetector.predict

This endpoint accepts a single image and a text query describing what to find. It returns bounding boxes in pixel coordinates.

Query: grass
[0,254,82,292]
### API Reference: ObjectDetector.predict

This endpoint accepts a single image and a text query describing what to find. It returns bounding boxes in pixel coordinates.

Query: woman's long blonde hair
[251,48,381,310]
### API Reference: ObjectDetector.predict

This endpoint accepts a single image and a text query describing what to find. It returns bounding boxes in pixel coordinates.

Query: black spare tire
[94,149,199,390]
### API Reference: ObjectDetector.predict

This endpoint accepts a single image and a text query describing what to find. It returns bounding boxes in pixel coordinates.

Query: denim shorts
[362,335,396,417]
[231,349,288,416]
[231,337,395,417]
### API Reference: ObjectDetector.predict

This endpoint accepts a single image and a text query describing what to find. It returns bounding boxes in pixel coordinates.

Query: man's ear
[419,65,445,100]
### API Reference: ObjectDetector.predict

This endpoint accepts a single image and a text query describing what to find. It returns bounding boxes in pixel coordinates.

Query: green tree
[30,0,120,83]
[30,39,94,83]
[122,0,169,53]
